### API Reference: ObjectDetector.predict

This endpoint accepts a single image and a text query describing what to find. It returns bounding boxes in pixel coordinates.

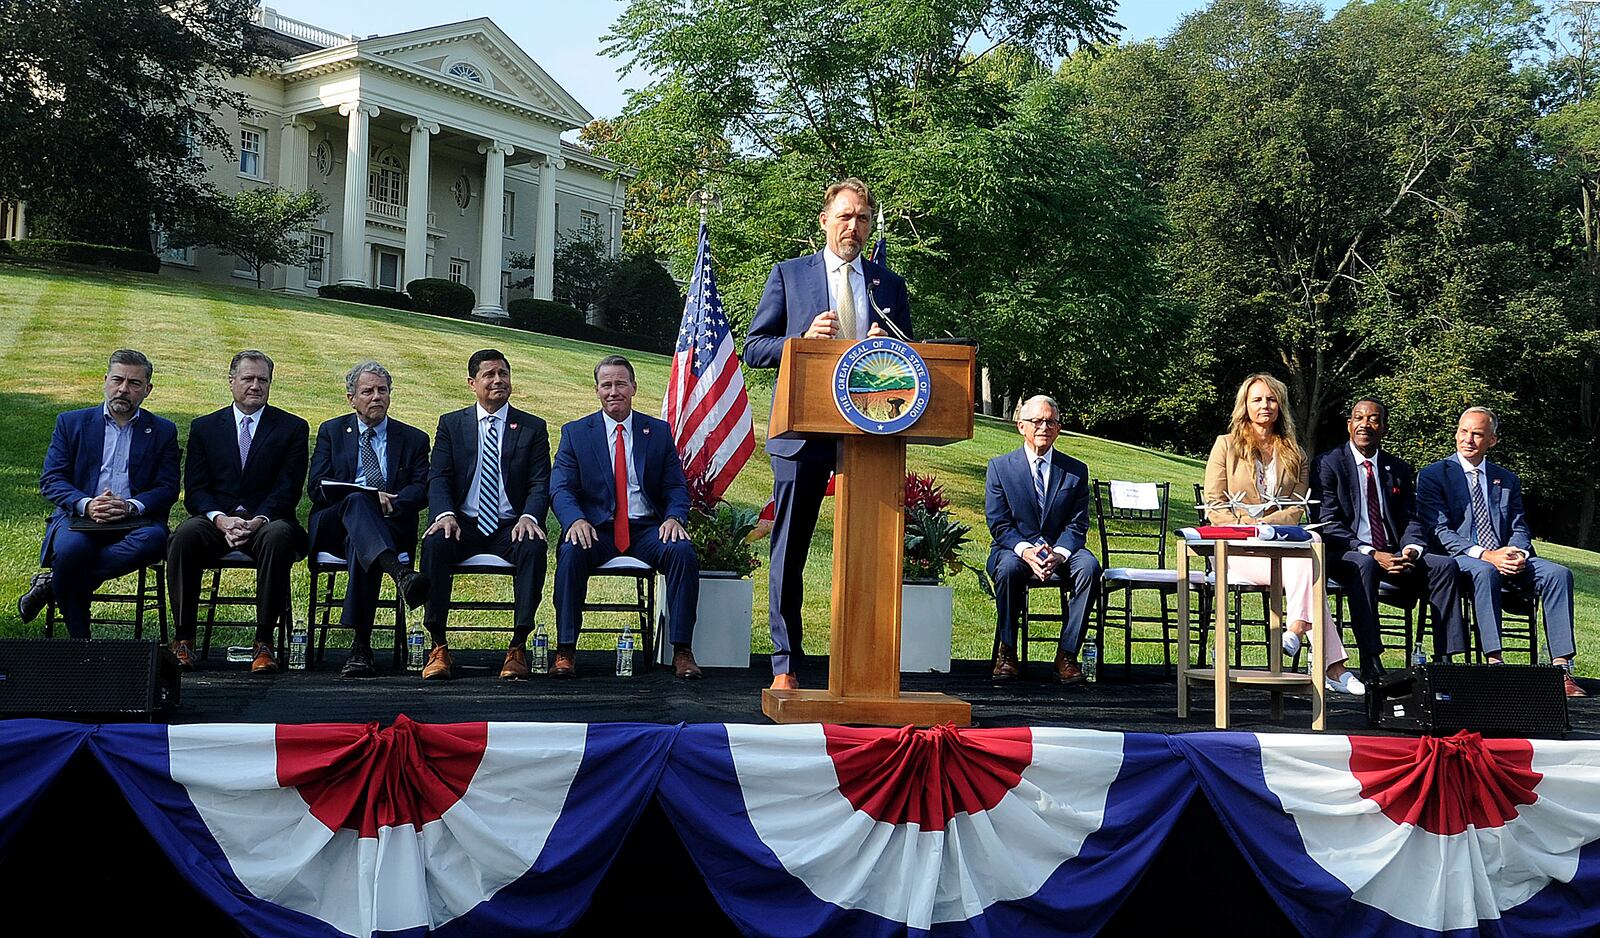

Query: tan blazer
[1203,434,1308,525]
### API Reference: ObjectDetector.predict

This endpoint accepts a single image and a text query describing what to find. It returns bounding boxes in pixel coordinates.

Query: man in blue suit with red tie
[984,395,1101,683]
[21,349,180,638]
[1415,406,1585,697]
[551,355,702,679]
[744,178,913,690]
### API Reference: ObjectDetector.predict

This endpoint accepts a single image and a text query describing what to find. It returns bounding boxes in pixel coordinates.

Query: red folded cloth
[1193,525,1260,540]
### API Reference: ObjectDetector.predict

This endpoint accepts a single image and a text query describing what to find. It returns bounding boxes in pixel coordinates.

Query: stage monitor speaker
[0,639,180,719]
[1370,663,1568,738]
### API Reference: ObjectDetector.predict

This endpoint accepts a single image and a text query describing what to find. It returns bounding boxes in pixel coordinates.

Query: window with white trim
[502,191,515,237]
[448,61,484,84]
[376,249,402,291]
[448,258,468,285]
[239,127,264,178]
[306,232,329,285]
[580,210,601,237]
[367,148,404,208]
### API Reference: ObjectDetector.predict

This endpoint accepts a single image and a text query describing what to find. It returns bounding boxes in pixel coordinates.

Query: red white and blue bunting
[1,718,1597,938]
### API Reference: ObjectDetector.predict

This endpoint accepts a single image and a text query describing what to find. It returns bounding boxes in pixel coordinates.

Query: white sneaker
[1281,628,1303,657]
[1326,670,1365,696]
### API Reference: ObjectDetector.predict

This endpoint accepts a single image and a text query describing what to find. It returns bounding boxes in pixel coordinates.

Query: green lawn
[1,261,1595,674]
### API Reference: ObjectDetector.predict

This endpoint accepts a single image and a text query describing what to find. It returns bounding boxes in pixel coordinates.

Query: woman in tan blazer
[1203,373,1362,695]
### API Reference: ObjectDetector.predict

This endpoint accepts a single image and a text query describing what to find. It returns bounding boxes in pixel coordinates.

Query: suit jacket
[1310,445,1427,557]
[39,405,181,563]
[1203,434,1308,525]
[551,411,690,532]
[307,414,430,556]
[183,404,308,531]
[985,447,1091,563]
[427,404,550,527]
[1415,456,1535,557]
[745,250,914,459]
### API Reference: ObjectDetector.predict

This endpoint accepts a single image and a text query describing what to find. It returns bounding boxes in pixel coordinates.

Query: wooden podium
[761,338,976,726]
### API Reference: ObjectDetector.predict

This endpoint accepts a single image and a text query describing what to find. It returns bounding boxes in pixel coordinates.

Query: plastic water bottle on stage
[616,627,634,677]
[407,623,425,671]
[1411,641,1428,668]
[531,622,550,675]
[1082,643,1098,683]
[288,624,307,670]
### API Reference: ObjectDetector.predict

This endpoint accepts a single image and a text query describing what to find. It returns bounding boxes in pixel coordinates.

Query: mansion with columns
[85,10,625,319]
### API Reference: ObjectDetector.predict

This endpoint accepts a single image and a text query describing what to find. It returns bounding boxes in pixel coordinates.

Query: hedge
[316,283,414,311]
[0,239,161,273]
[406,277,474,317]
[506,298,672,355]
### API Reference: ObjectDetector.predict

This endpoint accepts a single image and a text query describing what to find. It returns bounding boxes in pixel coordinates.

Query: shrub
[903,472,980,586]
[0,239,160,273]
[406,277,474,317]
[506,298,673,355]
[684,471,761,577]
[316,283,414,311]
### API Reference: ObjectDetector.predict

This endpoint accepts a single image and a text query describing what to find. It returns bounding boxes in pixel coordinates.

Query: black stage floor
[165,651,1600,736]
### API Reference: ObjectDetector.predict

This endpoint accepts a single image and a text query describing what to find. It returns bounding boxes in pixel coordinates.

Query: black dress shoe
[18,572,52,624]
[340,644,375,678]
[396,570,430,610]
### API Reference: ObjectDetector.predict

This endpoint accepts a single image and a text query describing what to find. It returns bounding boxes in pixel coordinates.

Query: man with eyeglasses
[983,395,1100,683]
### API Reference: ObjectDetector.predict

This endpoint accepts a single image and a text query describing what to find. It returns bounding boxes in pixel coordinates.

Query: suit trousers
[48,524,168,639]
[313,493,406,646]
[168,515,299,644]
[554,520,698,646]
[1328,550,1466,660]
[767,451,834,675]
[420,518,547,646]
[1454,555,1577,660]
[991,547,1101,653]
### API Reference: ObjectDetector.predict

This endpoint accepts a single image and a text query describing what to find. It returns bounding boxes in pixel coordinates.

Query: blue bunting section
[0,719,1597,938]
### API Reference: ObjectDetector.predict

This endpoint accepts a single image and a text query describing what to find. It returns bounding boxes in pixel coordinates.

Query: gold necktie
[835,263,857,341]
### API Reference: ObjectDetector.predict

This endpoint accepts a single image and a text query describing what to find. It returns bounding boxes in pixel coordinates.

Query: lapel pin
[345,426,352,433]
[509,422,518,430]
[143,427,151,434]
[642,426,650,435]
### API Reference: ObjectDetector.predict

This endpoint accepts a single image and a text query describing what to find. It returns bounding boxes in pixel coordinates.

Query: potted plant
[664,471,760,667]
[900,472,976,672]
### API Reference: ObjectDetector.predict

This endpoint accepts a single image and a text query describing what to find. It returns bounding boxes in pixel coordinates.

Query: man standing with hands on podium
[745,178,913,691]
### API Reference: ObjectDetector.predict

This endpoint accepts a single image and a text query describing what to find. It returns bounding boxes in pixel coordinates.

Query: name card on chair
[1109,481,1159,511]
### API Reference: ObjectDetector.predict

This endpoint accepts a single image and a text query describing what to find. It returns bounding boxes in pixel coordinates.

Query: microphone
[867,278,911,342]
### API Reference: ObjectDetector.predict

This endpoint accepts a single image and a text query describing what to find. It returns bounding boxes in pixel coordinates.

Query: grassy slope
[1,263,1595,672]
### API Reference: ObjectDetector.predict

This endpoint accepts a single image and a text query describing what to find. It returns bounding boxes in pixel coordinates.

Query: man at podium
[745,178,913,690]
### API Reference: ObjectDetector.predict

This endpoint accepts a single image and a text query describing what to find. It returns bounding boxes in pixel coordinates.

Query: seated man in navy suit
[744,177,912,691]
[1415,406,1585,697]
[307,360,431,677]
[167,350,309,674]
[984,395,1101,683]
[552,355,702,680]
[20,349,180,637]
[1311,398,1463,681]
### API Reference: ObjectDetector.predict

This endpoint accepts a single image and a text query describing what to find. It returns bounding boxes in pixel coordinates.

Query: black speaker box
[0,640,180,719]
[1369,663,1568,738]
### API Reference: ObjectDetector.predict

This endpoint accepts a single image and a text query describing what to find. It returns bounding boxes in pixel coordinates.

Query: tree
[600,249,684,342]
[171,187,328,289]
[552,228,617,316]
[0,0,275,247]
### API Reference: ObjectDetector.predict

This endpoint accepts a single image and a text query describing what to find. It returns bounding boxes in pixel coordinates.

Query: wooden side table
[1176,536,1327,731]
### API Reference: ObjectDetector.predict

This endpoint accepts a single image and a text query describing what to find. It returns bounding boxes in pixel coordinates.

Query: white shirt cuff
[1052,546,1071,561]
[205,510,222,522]
[517,513,542,531]
[1402,544,1423,558]
[1358,545,1374,556]
[127,498,145,516]
[1012,542,1033,559]
[1467,545,1485,560]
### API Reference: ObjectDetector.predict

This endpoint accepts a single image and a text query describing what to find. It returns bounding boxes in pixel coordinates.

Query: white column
[473,140,514,320]
[337,101,379,286]
[401,119,439,292]
[532,154,563,300]
[277,116,315,294]
[608,206,619,258]
[14,201,25,240]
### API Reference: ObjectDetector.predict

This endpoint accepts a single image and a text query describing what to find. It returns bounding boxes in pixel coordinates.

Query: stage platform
[168,651,1600,736]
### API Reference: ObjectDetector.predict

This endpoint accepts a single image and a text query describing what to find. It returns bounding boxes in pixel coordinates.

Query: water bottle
[288,624,308,670]
[615,626,635,677]
[407,623,426,671]
[531,622,550,675]
[1082,643,1099,683]
[1411,641,1428,669]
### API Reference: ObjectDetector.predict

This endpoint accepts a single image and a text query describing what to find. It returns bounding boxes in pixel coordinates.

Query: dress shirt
[823,247,869,338]
[205,404,267,521]
[463,403,515,523]
[353,417,389,488]
[1455,451,1508,559]
[601,411,655,520]
[1349,443,1420,557]
[1012,448,1071,562]
[76,405,145,516]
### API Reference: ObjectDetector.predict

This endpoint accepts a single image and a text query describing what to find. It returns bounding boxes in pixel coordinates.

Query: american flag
[664,221,756,499]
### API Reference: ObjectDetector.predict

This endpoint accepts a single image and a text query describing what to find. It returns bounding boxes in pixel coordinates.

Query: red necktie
[1363,460,1388,552]
[613,424,630,553]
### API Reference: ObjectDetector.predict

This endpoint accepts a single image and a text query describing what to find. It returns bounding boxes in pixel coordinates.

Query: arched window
[367,147,404,207]
[447,61,484,84]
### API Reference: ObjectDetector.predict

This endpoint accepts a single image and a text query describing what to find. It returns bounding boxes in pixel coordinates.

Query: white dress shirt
[823,247,869,338]
[464,403,515,523]
[1455,451,1507,559]
[1013,448,1070,561]
[205,405,267,521]
[601,411,654,520]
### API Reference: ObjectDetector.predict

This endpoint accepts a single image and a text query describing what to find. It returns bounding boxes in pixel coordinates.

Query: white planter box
[658,573,753,668]
[900,582,952,673]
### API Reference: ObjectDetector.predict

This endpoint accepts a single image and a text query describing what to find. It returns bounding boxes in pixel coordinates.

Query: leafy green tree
[600,249,684,342]
[171,187,328,289]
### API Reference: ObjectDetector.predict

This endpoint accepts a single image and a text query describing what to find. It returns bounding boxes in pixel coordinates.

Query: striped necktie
[1468,468,1499,550]
[477,416,501,537]
[1033,456,1047,518]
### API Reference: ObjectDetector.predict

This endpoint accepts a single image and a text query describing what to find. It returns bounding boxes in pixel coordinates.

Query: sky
[265,0,1214,123]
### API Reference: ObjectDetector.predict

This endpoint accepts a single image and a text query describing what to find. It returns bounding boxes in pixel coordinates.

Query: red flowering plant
[683,467,761,577]
[903,472,976,584]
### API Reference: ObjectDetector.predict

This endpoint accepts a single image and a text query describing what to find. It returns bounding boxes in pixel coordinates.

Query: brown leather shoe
[673,645,704,680]
[500,645,530,680]
[250,641,279,675]
[170,639,198,671]
[1053,651,1085,685]
[552,646,577,678]
[421,644,454,681]
[768,672,798,691]
[991,644,1021,682]
[1564,671,1589,698]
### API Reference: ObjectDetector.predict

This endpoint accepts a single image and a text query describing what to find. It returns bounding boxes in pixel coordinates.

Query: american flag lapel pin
[509,422,519,430]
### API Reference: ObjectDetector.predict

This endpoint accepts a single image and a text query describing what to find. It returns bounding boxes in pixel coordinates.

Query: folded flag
[1180,525,1313,541]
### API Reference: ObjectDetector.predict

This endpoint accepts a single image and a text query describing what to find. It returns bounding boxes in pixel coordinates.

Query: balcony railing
[365,200,438,228]
[253,5,358,49]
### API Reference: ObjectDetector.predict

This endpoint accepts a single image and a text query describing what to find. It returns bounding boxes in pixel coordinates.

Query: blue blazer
[1415,456,1535,557]
[745,250,913,459]
[427,405,550,526]
[39,405,180,563]
[551,411,690,532]
[307,414,431,555]
[1310,446,1427,556]
[984,447,1090,563]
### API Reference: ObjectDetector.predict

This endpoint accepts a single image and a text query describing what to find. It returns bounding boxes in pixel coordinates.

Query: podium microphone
[867,279,911,342]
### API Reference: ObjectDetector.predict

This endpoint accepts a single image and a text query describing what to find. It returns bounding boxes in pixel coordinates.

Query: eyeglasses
[1020,418,1060,429]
